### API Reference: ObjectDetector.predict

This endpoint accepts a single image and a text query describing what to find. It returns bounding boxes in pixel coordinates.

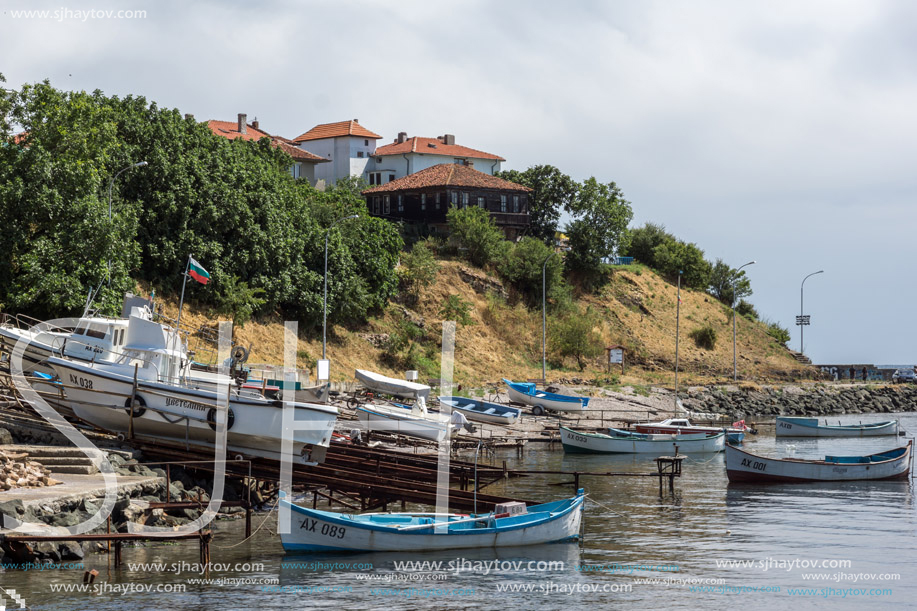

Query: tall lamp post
[323,214,359,360]
[542,251,558,383]
[799,270,824,354]
[733,260,756,382]
[107,161,148,281]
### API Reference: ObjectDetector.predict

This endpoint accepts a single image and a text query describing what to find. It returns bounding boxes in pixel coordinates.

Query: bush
[652,239,711,289]
[498,237,565,307]
[623,222,674,267]
[735,299,758,320]
[766,320,791,345]
[399,239,439,303]
[446,205,508,268]
[689,324,718,350]
[439,294,475,327]
[549,307,603,370]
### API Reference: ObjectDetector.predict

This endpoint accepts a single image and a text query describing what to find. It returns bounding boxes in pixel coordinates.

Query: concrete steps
[3,444,102,475]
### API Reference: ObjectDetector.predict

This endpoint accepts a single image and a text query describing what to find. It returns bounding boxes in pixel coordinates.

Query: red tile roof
[207,120,327,163]
[362,164,531,195]
[293,119,382,143]
[374,136,504,161]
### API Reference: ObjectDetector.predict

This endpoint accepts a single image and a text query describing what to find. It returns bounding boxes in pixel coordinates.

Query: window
[462,192,469,208]
[374,197,380,214]
[454,158,464,165]
[389,174,395,183]
[421,193,426,211]
[369,173,375,185]
[384,196,390,215]
[357,151,364,158]
[450,191,458,205]
[477,196,485,208]
[435,192,441,209]
[397,194,403,213]
[513,195,520,213]
[365,139,369,146]
[500,194,507,212]
[375,172,381,184]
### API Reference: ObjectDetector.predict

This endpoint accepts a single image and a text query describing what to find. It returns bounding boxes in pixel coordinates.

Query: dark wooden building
[361,162,531,239]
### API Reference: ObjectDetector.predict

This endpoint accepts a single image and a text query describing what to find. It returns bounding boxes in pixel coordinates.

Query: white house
[293,119,382,186]
[367,133,504,186]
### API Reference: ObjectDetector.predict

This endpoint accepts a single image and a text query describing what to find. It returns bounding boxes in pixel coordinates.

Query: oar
[395,513,511,531]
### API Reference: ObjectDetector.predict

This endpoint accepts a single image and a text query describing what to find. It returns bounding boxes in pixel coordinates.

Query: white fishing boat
[356,401,454,442]
[42,313,338,464]
[354,368,431,401]
[560,425,726,454]
[280,489,585,552]
[635,418,750,443]
[725,441,913,483]
[775,417,899,438]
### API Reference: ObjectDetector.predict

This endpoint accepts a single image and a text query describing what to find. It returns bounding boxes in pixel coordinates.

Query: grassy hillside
[148,259,812,388]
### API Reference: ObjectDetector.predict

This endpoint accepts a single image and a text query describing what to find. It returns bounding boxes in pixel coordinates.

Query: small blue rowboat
[438,396,521,426]
[280,489,585,552]
[503,379,589,416]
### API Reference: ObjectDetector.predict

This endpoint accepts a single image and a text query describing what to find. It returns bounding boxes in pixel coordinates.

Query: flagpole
[674,270,682,416]
[176,254,190,331]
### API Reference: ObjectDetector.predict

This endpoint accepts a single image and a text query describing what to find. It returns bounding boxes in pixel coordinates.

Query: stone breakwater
[680,385,917,419]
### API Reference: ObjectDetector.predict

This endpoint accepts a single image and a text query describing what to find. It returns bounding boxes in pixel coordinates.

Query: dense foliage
[0,77,402,327]
[564,178,633,281]
[496,165,577,243]
[446,204,508,268]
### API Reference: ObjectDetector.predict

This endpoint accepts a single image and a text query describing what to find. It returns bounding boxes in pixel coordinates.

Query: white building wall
[299,136,379,185]
[370,152,502,181]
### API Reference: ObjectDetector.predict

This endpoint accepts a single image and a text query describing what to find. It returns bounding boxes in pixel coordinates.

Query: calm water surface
[2,413,915,610]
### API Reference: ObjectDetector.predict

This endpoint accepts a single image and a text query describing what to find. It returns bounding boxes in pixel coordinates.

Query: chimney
[184,113,194,121]
[397,131,407,144]
[252,117,259,130]
[238,113,247,134]
[443,134,455,145]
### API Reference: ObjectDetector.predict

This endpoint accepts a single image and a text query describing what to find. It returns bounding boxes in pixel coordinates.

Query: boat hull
[280,494,584,553]
[504,381,587,413]
[560,426,725,454]
[357,404,450,442]
[775,417,899,437]
[635,420,746,443]
[45,356,338,463]
[354,369,431,401]
[725,441,913,483]
[438,396,521,426]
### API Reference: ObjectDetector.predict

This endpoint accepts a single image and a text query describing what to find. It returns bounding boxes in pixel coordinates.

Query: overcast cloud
[2,0,915,364]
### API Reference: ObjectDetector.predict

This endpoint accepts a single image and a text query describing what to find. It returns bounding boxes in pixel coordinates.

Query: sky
[2,0,916,365]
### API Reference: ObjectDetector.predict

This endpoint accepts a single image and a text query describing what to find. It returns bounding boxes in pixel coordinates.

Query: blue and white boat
[775,417,899,438]
[280,489,585,552]
[438,396,521,426]
[503,379,589,416]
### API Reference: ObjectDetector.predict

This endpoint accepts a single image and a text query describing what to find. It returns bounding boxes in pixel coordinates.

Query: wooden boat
[438,396,521,426]
[355,368,431,401]
[280,489,585,552]
[635,417,748,443]
[560,425,726,454]
[357,402,453,442]
[503,379,589,415]
[775,417,899,437]
[725,440,913,483]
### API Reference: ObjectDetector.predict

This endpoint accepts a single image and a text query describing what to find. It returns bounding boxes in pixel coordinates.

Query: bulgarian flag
[188,257,210,285]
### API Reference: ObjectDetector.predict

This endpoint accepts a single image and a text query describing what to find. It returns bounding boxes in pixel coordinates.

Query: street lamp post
[733,260,756,382]
[800,270,824,354]
[107,161,148,280]
[323,214,359,360]
[542,252,558,383]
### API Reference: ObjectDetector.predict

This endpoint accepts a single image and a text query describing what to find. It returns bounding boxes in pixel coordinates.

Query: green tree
[766,320,791,345]
[564,178,633,280]
[498,237,565,307]
[708,258,753,305]
[399,239,440,303]
[439,294,475,327]
[446,204,508,268]
[549,306,603,370]
[623,222,675,267]
[497,165,577,243]
[652,239,711,289]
